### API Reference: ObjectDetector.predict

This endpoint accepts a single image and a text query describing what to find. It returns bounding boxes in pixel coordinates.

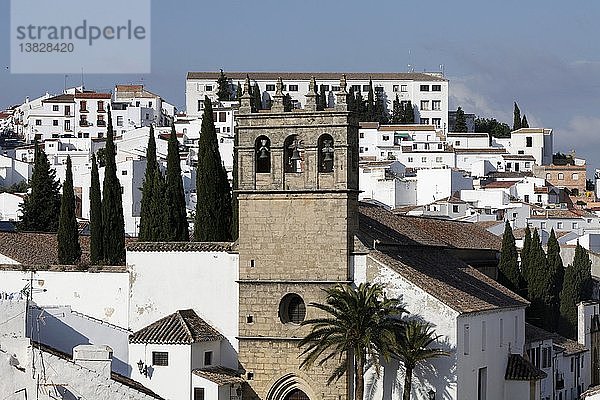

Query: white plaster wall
[0,192,23,221]
[416,169,473,206]
[192,374,221,400]
[128,250,239,350]
[130,342,191,400]
[0,270,129,327]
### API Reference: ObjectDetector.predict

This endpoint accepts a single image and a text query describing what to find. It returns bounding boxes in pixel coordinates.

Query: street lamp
[137,360,148,377]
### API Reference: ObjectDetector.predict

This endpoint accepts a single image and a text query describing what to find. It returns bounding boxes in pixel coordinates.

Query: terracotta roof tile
[505,354,547,381]
[370,249,528,313]
[0,231,90,265]
[127,242,233,252]
[42,94,75,103]
[129,309,225,344]
[74,92,111,99]
[482,181,517,189]
[192,366,244,385]
[525,323,587,355]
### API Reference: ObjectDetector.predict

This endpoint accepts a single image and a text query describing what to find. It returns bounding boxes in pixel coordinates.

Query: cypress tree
[374,90,388,124]
[89,153,103,264]
[513,102,522,130]
[318,85,327,111]
[521,226,533,286]
[194,96,232,241]
[454,107,468,132]
[391,94,402,124]
[498,221,522,294]
[19,142,61,232]
[217,69,230,101]
[139,126,158,241]
[58,156,81,264]
[347,88,356,112]
[401,101,414,123]
[546,229,565,332]
[283,94,293,112]
[252,83,262,112]
[366,78,375,121]
[164,124,189,241]
[231,129,239,241]
[356,90,366,121]
[521,115,529,128]
[236,81,242,104]
[559,243,593,338]
[526,229,548,329]
[101,107,125,265]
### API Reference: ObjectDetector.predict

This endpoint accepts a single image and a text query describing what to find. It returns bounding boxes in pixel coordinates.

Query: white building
[114,84,176,128]
[186,72,449,128]
[359,160,415,208]
[0,192,24,221]
[494,128,553,167]
[416,168,473,206]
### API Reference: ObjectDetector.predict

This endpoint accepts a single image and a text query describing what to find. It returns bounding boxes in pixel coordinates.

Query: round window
[279,293,306,324]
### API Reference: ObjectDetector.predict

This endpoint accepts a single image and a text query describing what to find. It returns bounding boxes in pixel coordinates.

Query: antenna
[408,49,413,72]
[440,64,445,76]
[81,67,85,89]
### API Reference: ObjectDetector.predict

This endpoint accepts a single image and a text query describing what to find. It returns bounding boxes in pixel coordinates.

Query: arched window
[318,134,334,173]
[284,135,302,173]
[255,136,271,173]
[279,293,306,324]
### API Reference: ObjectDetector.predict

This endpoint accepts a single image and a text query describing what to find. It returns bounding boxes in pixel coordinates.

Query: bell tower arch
[236,75,358,400]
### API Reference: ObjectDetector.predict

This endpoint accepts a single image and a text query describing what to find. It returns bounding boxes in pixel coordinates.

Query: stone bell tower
[236,75,359,400]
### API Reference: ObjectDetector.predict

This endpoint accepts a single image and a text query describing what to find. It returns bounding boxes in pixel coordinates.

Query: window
[407,157,413,163]
[421,156,427,163]
[432,118,441,127]
[573,222,578,229]
[455,141,461,146]
[514,315,518,342]
[420,100,429,111]
[432,85,441,91]
[97,115,105,127]
[79,115,88,126]
[255,136,271,173]
[393,85,399,92]
[558,173,564,180]
[152,351,168,366]
[542,347,551,368]
[436,156,443,163]
[64,105,71,116]
[525,162,531,169]
[321,85,330,92]
[121,170,127,176]
[279,293,306,324]
[546,173,551,179]
[194,388,205,400]
[541,222,546,229]
[35,119,42,126]
[204,351,213,366]
[136,101,140,107]
[148,101,152,107]
[246,315,253,323]
[145,113,150,120]
[331,86,340,92]
[359,132,364,138]
[359,147,364,153]
[432,100,441,111]
[573,173,579,180]
[464,325,470,355]
[64,120,71,131]
[401,84,408,92]
[52,105,59,111]
[453,205,459,213]
[266,84,275,91]
[362,84,370,92]
[219,112,226,122]
[318,134,335,173]
[506,162,512,170]
[524,195,529,203]
[420,85,429,91]
[351,85,361,92]
[97,101,104,112]
[420,118,429,125]
[482,321,486,351]
[198,100,203,111]
[80,101,87,111]
[382,135,389,141]
[53,120,58,126]
[437,143,443,149]
[557,222,563,229]
[288,85,298,92]
[526,137,532,147]
[205,85,213,91]
[117,116,123,127]
[537,194,542,203]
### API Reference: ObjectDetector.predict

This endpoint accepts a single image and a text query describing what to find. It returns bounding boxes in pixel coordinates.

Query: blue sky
[2,0,600,169]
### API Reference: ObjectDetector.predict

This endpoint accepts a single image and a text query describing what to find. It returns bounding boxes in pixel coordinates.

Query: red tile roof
[187,71,448,82]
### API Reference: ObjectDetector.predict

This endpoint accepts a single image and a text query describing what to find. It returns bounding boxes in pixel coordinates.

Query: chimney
[73,344,112,378]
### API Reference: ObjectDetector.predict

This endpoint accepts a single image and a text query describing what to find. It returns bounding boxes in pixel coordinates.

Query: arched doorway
[284,389,309,400]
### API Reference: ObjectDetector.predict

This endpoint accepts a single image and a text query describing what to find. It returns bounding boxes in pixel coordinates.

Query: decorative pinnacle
[308,77,317,94]
[275,77,283,96]
[339,74,348,94]
[243,75,251,95]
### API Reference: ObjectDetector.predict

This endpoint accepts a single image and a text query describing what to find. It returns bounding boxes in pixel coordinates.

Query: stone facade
[236,76,358,400]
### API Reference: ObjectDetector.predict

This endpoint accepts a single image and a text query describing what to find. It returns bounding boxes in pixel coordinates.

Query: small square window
[393,85,399,92]
[266,84,275,91]
[52,105,59,111]
[194,388,205,400]
[205,85,213,91]
[421,156,427,163]
[420,85,429,92]
[420,100,429,111]
[321,85,330,91]
[121,170,128,175]
[420,118,429,124]
[572,173,579,180]
[351,85,361,92]
[53,120,59,126]
[288,85,299,92]
[247,372,254,380]
[152,351,168,366]
[407,157,413,163]
[204,351,213,366]
[557,222,563,229]
[331,85,340,92]
[453,205,459,213]
[359,132,364,138]
[401,85,408,92]
[432,85,441,91]
[246,315,254,323]
[436,156,443,163]
[382,135,389,141]
[558,173,564,180]
[362,85,370,92]
[35,119,42,126]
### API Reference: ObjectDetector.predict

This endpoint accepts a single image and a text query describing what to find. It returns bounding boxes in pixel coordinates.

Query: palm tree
[299,283,406,400]
[394,320,449,400]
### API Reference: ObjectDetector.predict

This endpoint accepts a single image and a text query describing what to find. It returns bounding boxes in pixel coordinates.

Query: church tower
[236,75,359,400]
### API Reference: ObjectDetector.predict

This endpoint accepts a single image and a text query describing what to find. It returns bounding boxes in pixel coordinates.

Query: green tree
[216,69,230,101]
[101,107,125,265]
[347,88,356,112]
[194,96,232,241]
[236,81,242,104]
[394,320,449,400]
[526,229,548,328]
[19,142,61,232]
[453,107,468,132]
[299,283,406,400]
[474,117,511,138]
[401,101,414,123]
[139,126,160,241]
[498,221,522,294]
[391,94,402,124]
[521,226,533,286]
[318,84,327,111]
[374,90,388,124]
[366,78,375,121]
[252,83,262,112]
[521,115,529,128]
[546,229,565,332]
[283,94,293,112]
[356,90,367,121]
[164,125,189,241]
[57,156,81,264]
[513,102,522,131]
[89,153,103,265]
[559,243,593,338]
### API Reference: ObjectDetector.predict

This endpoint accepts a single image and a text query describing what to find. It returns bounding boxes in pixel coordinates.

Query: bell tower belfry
[236,75,359,400]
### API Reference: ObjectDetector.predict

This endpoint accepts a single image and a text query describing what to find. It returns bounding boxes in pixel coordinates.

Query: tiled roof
[525,323,587,355]
[74,92,111,99]
[370,248,528,314]
[359,202,502,250]
[188,72,447,82]
[378,125,437,132]
[127,242,234,253]
[192,366,244,385]
[505,354,547,381]
[482,181,517,189]
[129,309,225,344]
[488,171,533,179]
[454,148,507,154]
[502,154,536,161]
[0,231,90,265]
[42,94,75,103]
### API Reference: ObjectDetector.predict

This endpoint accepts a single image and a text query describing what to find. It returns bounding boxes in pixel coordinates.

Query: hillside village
[1,72,600,400]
